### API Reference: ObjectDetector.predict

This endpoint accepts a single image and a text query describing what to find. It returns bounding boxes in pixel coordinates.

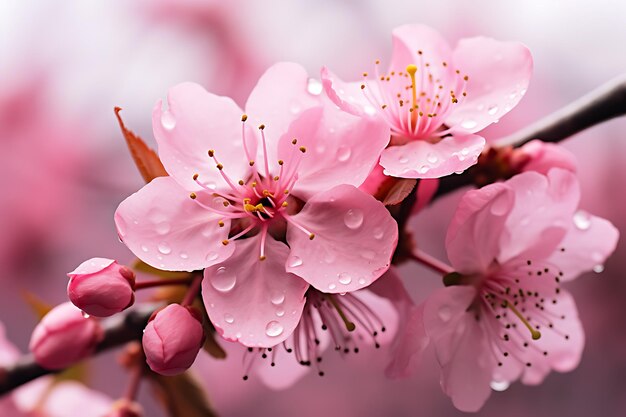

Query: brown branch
[0,305,156,395]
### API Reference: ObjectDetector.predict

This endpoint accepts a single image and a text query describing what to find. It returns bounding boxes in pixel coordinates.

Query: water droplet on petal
[141,245,149,253]
[438,306,452,322]
[418,165,429,174]
[358,278,367,285]
[155,222,171,235]
[344,209,364,229]
[593,264,605,273]
[337,146,352,162]
[399,155,409,164]
[487,105,499,115]
[328,283,337,291]
[161,110,176,130]
[490,380,510,392]
[361,250,376,260]
[426,153,438,164]
[265,321,284,337]
[270,291,285,305]
[211,267,237,292]
[224,313,235,324]
[520,88,527,96]
[179,252,189,259]
[461,148,470,156]
[206,251,219,261]
[461,119,477,130]
[276,309,285,317]
[158,242,171,255]
[307,78,323,95]
[82,312,90,319]
[116,216,127,237]
[338,273,352,285]
[509,91,517,100]
[573,211,591,231]
[288,255,303,268]
[373,227,384,240]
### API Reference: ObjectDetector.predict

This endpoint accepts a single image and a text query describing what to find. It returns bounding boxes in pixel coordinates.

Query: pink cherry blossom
[422,169,618,411]
[115,62,397,348]
[322,24,533,179]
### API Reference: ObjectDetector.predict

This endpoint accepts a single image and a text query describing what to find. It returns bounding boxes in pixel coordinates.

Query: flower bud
[518,139,578,175]
[67,258,135,317]
[29,302,103,369]
[142,304,204,376]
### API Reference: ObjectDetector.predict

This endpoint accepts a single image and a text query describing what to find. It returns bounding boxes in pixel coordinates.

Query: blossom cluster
[11,24,618,415]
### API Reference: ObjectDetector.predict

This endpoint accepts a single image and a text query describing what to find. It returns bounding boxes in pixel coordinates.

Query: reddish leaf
[21,291,53,320]
[375,177,417,206]
[148,371,218,417]
[114,107,168,183]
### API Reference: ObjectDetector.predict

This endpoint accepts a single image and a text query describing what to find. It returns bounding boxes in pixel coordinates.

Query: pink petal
[380,134,485,179]
[446,183,515,273]
[115,177,233,272]
[286,185,397,293]
[203,236,308,348]
[245,62,321,155]
[153,82,255,191]
[390,24,453,85]
[423,286,494,412]
[499,169,580,264]
[276,101,389,199]
[519,140,578,175]
[446,37,533,134]
[547,211,619,281]
[320,66,370,116]
[254,338,320,390]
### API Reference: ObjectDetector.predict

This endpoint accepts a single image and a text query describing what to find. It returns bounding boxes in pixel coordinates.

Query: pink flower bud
[518,140,578,175]
[29,302,103,370]
[142,304,204,376]
[67,258,135,317]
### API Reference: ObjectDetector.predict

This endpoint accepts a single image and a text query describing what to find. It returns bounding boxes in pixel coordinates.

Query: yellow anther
[309,233,315,240]
[299,146,307,153]
[243,198,251,204]
[284,189,289,195]
[281,201,288,207]
[255,203,265,212]
[362,72,368,77]
[251,181,257,187]
[273,176,280,181]
[216,163,223,170]
[241,114,248,122]
[258,124,265,130]
[222,240,230,246]
[375,59,380,65]
[218,220,225,227]
[222,201,229,207]
[193,173,199,180]
[259,255,267,261]
[189,192,197,199]
[249,160,255,166]
[208,150,215,157]
[262,190,274,197]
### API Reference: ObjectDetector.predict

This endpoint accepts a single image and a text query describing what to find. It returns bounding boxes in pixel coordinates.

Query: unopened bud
[67,258,135,317]
[142,304,204,376]
[29,302,103,369]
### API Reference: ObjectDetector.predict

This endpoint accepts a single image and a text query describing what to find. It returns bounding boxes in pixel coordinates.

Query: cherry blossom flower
[321,24,533,179]
[115,62,397,348]
[422,169,618,411]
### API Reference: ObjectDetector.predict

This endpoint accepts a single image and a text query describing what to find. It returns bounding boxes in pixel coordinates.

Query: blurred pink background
[1,1,625,416]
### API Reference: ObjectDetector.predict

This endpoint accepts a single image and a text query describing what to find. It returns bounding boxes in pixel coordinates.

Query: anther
[193,173,199,180]
[278,160,284,165]
[258,124,265,130]
[282,201,288,208]
[309,233,315,240]
[189,192,197,199]
[299,146,307,153]
[360,84,365,90]
[292,138,298,145]
[216,163,223,170]
[241,114,248,122]
[274,176,280,181]
[208,150,215,157]
[249,160,255,166]
[222,240,229,246]
[238,180,244,185]
[259,255,267,261]
[362,72,368,77]
[218,221,225,227]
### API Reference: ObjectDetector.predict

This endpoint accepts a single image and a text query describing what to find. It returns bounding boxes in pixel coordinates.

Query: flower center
[188,115,315,260]
[360,53,468,140]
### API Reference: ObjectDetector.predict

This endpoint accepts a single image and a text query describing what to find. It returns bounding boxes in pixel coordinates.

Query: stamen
[326,295,356,332]
[504,300,542,340]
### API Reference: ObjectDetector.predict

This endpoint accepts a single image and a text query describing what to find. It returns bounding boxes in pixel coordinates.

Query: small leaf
[377,178,417,206]
[21,291,53,320]
[132,259,190,280]
[115,107,168,183]
[148,371,218,417]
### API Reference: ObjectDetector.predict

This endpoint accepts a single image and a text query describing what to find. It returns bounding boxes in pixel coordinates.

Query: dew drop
[205,181,217,190]
[81,312,90,319]
[418,165,429,174]
[364,105,376,116]
[520,88,527,96]
[211,267,237,292]
[179,252,189,259]
[276,309,285,317]
[373,227,384,240]
[338,273,352,285]
[337,146,352,162]
[288,255,303,268]
[158,242,172,255]
[573,211,591,231]
[461,148,470,156]
[328,283,337,290]
[116,216,127,237]
[270,291,285,305]
[399,155,409,164]
[487,105,499,116]
[461,119,477,130]
[344,209,364,229]
[509,91,517,100]
[265,321,284,337]
[361,250,376,260]
[426,153,438,164]
[224,313,235,324]
[490,380,510,392]
[593,264,605,273]
[307,78,323,95]
[161,110,176,130]
[155,222,171,235]
[141,245,149,253]
[206,251,219,261]
[438,306,452,322]
[358,278,367,285]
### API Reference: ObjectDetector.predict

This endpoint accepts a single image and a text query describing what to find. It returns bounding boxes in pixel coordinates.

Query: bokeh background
[1,1,625,416]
